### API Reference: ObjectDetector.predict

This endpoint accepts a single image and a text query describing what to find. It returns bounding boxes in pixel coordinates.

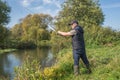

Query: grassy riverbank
[14,45,120,80]
[0,49,17,54]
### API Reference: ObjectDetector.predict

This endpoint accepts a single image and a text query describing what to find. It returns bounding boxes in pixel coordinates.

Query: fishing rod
[49,25,58,33]
[49,26,56,32]
[49,26,67,39]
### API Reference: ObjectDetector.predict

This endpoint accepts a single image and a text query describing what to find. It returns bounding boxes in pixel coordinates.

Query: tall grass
[14,57,43,80]
[14,44,120,80]
[0,76,9,80]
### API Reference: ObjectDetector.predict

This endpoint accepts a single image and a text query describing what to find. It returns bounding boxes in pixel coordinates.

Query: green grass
[14,45,120,80]
[0,49,17,54]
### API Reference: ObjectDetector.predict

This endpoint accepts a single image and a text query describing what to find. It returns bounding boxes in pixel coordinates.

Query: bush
[17,41,36,49]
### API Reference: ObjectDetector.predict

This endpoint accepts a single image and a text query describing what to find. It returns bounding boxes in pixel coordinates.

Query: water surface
[0,48,56,80]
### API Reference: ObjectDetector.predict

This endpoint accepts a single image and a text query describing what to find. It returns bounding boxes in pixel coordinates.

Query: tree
[0,0,10,25]
[0,25,10,48]
[0,0,10,48]
[10,23,23,40]
[56,0,104,28]
[51,0,104,47]
[21,14,52,42]
[11,14,53,47]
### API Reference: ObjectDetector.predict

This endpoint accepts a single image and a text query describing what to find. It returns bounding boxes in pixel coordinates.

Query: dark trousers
[73,49,89,66]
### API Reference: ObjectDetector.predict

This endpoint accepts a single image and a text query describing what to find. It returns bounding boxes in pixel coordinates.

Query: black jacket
[72,26,85,52]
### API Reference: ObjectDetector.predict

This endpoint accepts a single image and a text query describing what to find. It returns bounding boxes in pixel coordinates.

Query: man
[57,20,91,76]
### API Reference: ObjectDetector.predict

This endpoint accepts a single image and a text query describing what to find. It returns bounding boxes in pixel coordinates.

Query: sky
[3,0,120,31]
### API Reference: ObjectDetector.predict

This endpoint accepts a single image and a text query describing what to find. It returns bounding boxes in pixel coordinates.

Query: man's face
[71,23,77,29]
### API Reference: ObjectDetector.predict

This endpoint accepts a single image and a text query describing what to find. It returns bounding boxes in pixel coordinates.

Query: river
[0,48,57,80]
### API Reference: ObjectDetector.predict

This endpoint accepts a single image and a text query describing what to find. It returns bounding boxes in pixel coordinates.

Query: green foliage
[0,0,10,48]
[37,40,50,48]
[0,49,16,54]
[0,0,10,25]
[50,32,71,49]
[8,0,120,49]
[84,25,120,45]
[56,0,104,27]
[51,0,105,48]
[14,57,43,80]
[16,41,36,49]
[10,14,52,48]
[50,0,120,47]
[0,25,10,48]
[10,23,23,40]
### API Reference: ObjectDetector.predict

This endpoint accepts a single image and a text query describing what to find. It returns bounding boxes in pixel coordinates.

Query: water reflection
[0,48,56,80]
[0,53,21,80]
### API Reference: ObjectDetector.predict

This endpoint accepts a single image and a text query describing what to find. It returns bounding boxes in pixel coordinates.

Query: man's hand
[57,31,62,35]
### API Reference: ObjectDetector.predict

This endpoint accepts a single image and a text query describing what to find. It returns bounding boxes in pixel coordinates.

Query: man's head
[68,20,78,25]
[68,20,78,29]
